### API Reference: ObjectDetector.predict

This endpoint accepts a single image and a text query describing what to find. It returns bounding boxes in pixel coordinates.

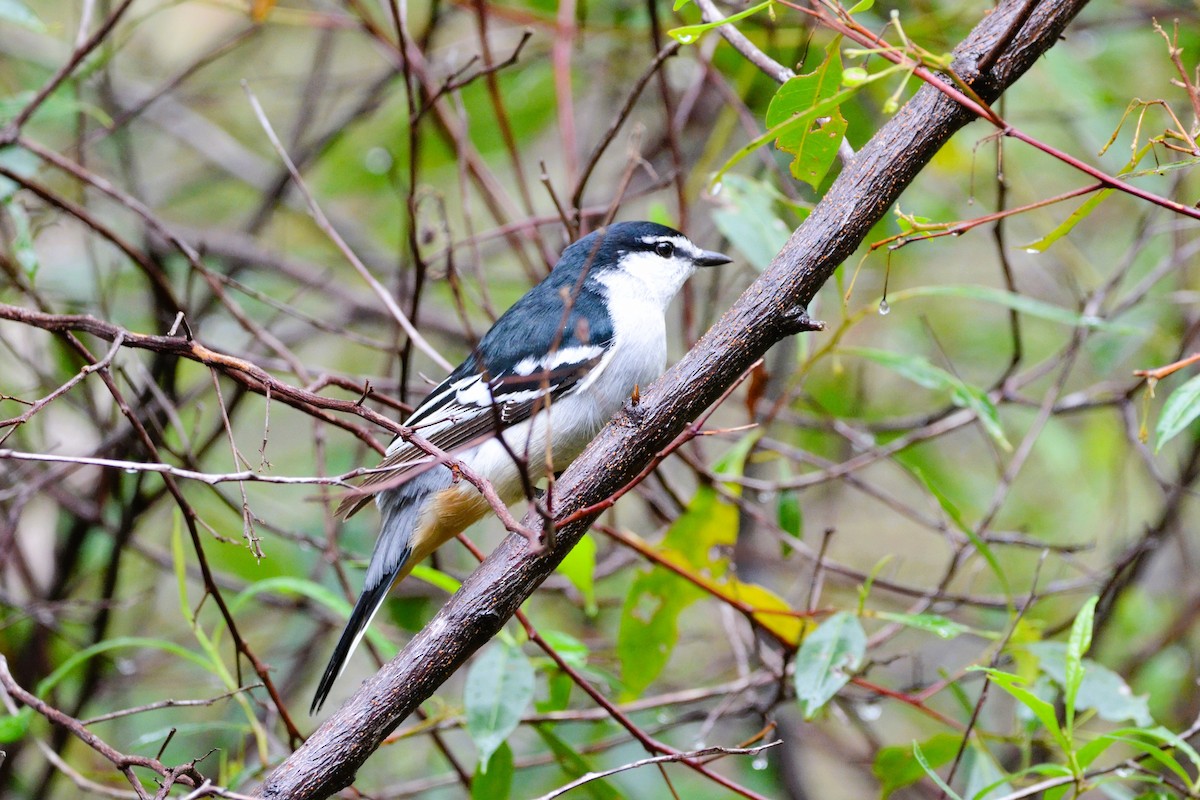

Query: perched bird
[311,220,731,713]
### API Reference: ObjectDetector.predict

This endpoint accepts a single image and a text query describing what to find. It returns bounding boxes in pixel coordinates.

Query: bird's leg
[622,383,648,425]
[779,305,825,336]
[528,478,561,552]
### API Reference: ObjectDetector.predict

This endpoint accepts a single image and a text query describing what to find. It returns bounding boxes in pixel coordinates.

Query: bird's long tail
[309,551,409,715]
[310,470,452,714]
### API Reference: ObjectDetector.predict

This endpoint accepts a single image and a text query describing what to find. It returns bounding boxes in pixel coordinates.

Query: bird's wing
[337,324,613,518]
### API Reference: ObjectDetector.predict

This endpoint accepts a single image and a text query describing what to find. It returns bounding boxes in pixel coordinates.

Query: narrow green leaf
[1064,596,1099,726]
[960,743,1014,800]
[534,724,626,800]
[0,147,40,203]
[909,468,1012,603]
[875,611,970,640]
[873,732,962,798]
[913,741,966,800]
[465,641,534,768]
[845,347,1010,450]
[668,0,772,44]
[226,575,398,658]
[0,708,31,743]
[794,611,866,718]
[1155,373,1200,453]
[971,667,1072,755]
[472,742,513,799]
[35,637,211,699]
[409,564,463,594]
[5,199,38,277]
[777,489,803,538]
[556,533,598,616]
[847,0,874,11]
[888,284,1136,334]
[538,630,589,670]
[1022,189,1112,253]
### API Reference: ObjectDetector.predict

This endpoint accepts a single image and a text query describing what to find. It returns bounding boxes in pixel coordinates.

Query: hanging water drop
[878,299,890,315]
[711,181,723,196]
[752,754,769,771]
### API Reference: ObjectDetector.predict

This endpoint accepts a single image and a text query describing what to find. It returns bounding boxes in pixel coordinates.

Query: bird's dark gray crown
[550,221,688,282]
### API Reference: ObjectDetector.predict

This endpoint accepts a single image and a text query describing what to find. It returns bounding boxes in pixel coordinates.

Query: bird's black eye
[654,241,675,258]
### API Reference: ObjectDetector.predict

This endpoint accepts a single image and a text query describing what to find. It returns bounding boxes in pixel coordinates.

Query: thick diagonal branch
[258,2,1092,797]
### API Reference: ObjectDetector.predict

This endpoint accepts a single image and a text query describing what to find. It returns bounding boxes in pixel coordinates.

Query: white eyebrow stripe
[638,234,700,258]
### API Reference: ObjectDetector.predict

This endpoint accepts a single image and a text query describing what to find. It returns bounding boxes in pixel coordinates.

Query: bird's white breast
[460,276,671,503]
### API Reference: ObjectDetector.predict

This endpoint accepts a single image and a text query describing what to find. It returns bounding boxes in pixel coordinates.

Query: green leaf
[1090,726,1200,791]
[845,347,1010,450]
[534,724,625,800]
[1022,189,1113,253]
[617,563,705,698]
[35,637,211,699]
[913,741,965,800]
[794,611,865,718]
[888,284,1137,334]
[847,0,874,12]
[0,147,40,203]
[5,198,38,278]
[874,611,970,640]
[1064,596,1098,727]
[533,631,591,713]
[472,743,513,799]
[873,732,962,798]
[0,708,31,743]
[665,433,756,571]
[971,667,1072,754]
[465,641,534,768]
[765,38,848,189]
[668,0,772,44]
[556,533,598,616]
[913,470,1012,603]
[960,743,1013,800]
[777,489,803,538]
[712,63,895,186]
[0,0,44,30]
[1155,373,1200,453]
[410,564,463,594]
[1025,642,1153,727]
[226,575,396,658]
[711,174,793,270]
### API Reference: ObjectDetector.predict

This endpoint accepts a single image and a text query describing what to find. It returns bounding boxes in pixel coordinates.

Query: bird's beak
[695,249,733,267]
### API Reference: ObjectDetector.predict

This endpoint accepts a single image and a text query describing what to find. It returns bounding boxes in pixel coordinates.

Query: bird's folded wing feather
[336,342,609,518]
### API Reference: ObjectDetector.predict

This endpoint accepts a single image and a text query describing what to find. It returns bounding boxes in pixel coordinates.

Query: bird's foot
[623,384,648,426]
[780,305,825,336]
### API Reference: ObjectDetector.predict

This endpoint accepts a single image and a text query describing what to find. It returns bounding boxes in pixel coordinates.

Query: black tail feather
[310,553,408,714]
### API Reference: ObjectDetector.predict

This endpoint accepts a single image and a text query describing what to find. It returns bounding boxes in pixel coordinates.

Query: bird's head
[560,221,732,310]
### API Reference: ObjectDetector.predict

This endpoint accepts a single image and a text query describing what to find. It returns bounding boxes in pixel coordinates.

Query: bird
[310,220,732,713]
